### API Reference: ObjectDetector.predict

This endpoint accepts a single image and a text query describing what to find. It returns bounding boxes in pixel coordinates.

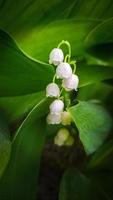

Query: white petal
[62,74,79,91]
[49,99,64,113]
[49,48,64,66]
[46,113,61,124]
[56,62,72,79]
[46,83,60,97]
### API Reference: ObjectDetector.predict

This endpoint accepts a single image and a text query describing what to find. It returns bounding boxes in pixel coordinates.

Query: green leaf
[59,168,106,200]
[18,19,101,61]
[77,63,113,88]
[0,0,113,63]
[85,18,113,65]
[87,139,113,171]
[77,82,113,102]
[0,91,45,124]
[0,98,51,199]
[69,101,112,154]
[0,111,11,178]
[89,171,113,200]
[0,29,54,97]
[0,0,113,45]
[5,0,112,62]
[1,0,113,37]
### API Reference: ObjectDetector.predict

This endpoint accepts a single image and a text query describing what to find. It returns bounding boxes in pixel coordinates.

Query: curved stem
[64,54,70,62]
[57,40,71,61]
[70,61,76,74]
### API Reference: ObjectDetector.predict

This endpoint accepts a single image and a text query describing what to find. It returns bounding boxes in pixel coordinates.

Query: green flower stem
[57,40,71,61]
[64,54,70,62]
[60,88,64,96]
[70,61,76,73]
[64,91,71,109]
[52,74,56,83]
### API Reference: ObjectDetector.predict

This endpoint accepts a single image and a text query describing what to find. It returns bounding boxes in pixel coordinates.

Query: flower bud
[54,128,70,146]
[49,48,64,66]
[62,74,79,91]
[49,99,64,113]
[46,83,60,97]
[65,135,74,146]
[61,111,72,125]
[46,113,61,124]
[54,135,64,146]
[56,62,72,79]
[57,128,69,142]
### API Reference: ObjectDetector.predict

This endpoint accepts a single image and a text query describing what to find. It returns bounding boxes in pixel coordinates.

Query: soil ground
[37,140,86,200]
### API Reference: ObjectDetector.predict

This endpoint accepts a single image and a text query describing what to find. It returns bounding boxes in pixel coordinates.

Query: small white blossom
[56,62,72,79]
[46,83,60,97]
[46,113,61,124]
[54,128,70,146]
[61,111,72,125]
[62,74,79,91]
[49,48,64,66]
[49,99,64,113]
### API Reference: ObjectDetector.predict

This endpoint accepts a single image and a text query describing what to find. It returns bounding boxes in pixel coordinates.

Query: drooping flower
[49,48,64,66]
[46,83,60,97]
[56,62,72,79]
[46,112,61,124]
[62,74,79,91]
[49,99,64,113]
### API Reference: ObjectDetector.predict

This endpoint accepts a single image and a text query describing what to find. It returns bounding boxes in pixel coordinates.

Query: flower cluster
[46,41,79,146]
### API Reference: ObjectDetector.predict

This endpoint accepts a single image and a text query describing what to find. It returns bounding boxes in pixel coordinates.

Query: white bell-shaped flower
[56,62,72,79]
[62,74,79,91]
[49,48,64,66]
[46,83,60,97]
[46,112,61,125]
[54,128,70,146]
[61,111,72,125]
[49,99,64,113]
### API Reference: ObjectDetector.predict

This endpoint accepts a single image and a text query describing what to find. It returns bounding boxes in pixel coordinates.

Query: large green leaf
[17,19,101,61]
[87,139,113,171]
[4,0,112,62]
[0,112,11,178]
[69,101,112,154]
[1,0,113,36]
[59,168,106,200]
[77,82,113,102]
[89,171,113,200]
[0,98,50,199]
[85,18,113,65]
[0,0,74,35]
[0,29,53,96]
[0,0,113,63]
[69,0,113,20]
[77,63,113,87]
[0,91,45,124]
